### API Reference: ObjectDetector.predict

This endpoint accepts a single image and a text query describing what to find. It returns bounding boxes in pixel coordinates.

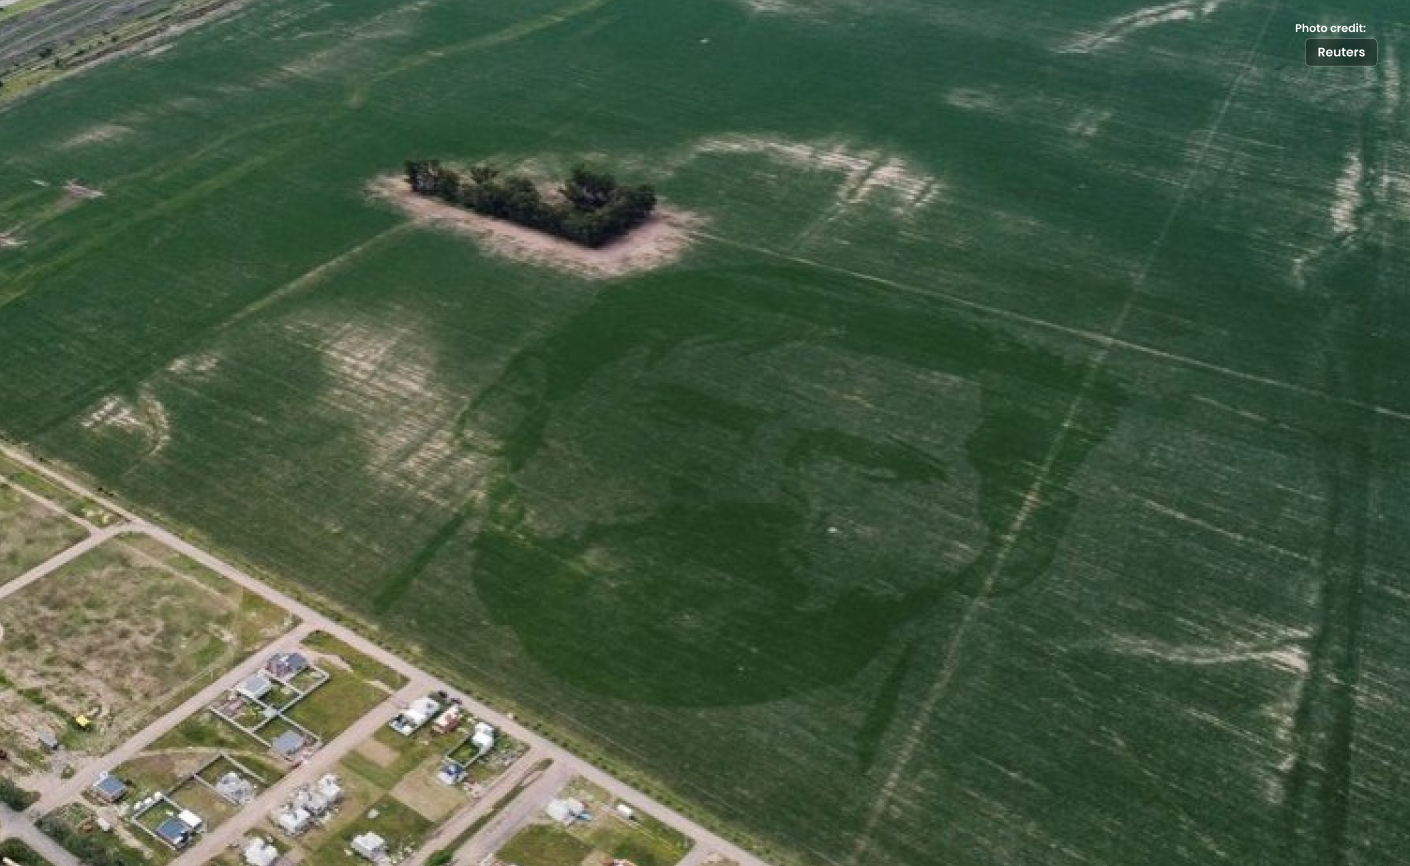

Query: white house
[273,806,312,836]
[351,832,388,862]
[389,696,442,736]
[545,797,587,825]
[471,721,496,753]
[244,838,279,866]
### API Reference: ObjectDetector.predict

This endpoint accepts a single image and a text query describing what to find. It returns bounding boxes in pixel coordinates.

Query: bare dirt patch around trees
[367,176,701,280]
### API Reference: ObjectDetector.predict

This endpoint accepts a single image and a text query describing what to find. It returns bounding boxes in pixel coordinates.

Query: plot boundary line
[846,3,1284,860]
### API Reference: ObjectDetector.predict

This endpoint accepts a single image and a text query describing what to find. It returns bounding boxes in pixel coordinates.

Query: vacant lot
[0,538,293,759]
[0,481,86,584]
[0,1,1408,866]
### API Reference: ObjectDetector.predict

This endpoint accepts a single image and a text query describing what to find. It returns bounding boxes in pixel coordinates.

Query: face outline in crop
[460,271,1119,706]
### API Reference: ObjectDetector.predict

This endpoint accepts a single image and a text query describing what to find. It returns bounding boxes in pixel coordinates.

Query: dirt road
[390,750,557,866]
[28,627,312,809]
[444,760,574,866]
[171,675,437,866]
[0,444,766,866]
[0,804,82,866]
[0,524,128,604]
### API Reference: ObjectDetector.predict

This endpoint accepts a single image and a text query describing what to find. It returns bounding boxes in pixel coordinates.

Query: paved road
[0,444,766,866]
[0,804,81,866]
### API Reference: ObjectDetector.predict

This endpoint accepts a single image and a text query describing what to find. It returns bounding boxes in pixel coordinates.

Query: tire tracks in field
[1277,40,1404,866]
[0,112,324,312]
[343,0,613,109]
[847,3,1282,860]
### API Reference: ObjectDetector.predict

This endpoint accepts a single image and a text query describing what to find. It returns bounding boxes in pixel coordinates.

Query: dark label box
[1306,38,1377,66]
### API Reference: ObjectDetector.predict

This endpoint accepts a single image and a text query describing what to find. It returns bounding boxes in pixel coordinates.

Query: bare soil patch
[0,539,292,763]
[367,175,701,280]
[390,754,464,821]
[356,737,400,768]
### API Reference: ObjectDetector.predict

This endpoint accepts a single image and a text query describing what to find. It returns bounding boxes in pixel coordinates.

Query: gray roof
[93,775,127,797]
[271,731,306,755]
[268,652,309,676]
[155,817,192,846]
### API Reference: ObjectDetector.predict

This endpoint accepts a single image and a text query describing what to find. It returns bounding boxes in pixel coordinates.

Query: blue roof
[94,775,127,796]
[272,731,305,754]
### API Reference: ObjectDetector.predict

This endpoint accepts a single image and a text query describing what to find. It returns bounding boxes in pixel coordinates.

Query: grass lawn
[149,713,291,781]
[303,632,408,690]
[283,673,388,740]
[302,795,431,866]
[497,824,593,866]
[341,727,442,792]
[0,481,86,585]
[559,778,691,866]
[168,779,239,827]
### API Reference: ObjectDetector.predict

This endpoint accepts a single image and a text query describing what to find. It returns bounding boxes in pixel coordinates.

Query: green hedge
[0,775,38,810]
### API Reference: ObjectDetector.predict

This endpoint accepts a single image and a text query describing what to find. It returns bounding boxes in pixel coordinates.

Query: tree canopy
[403,160,657,248]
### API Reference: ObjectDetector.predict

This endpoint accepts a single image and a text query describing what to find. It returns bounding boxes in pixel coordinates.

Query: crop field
[0,1,1408,865]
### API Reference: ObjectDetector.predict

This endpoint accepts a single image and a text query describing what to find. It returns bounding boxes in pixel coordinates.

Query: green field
[0,1,1408,865]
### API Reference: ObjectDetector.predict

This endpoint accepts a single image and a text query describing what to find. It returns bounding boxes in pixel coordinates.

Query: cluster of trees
[404,161,657,248]
[0,775,37,810]
[37,813,134,866]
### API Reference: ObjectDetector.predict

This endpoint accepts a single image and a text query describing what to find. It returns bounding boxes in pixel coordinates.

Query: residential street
[28,627,313,810]
[0,804,80,866]
[399,750,559,866]
[0,444,765,866]
[170,675,437,866]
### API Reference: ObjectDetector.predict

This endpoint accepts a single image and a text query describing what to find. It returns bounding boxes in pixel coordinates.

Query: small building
[216,771,257,805]
[238,674,274,702]
[436,760,466,786]
[351,831,388,862]
[244,838,280,866]
[271,731,309,761]
[615,803,636,821]
[545,797,587,825]
[155,817,196,850]
[91,774,129,804]
[431,705,464,735]
[266,652,309,681]
[36,729,59,751]
[315,774,343,804]
[178,810,203,832]
[471,721,496,753]
[273,805,313,836]
[389,696,442,736]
